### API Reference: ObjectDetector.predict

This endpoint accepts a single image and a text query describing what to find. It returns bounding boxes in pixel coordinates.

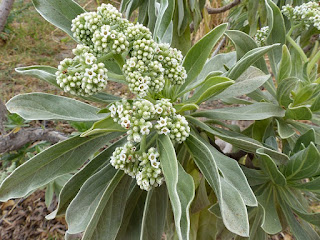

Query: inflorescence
[254,26,269,47]
[282,1,320,30]
[57,3,187,97]
[60,4,191,191]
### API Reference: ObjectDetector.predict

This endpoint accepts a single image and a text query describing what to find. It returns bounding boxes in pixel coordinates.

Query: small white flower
[84,68,97,79]
[157,117,167,127]
[148,153,157,162]
[150,160,160,169]
[160,127,170,135]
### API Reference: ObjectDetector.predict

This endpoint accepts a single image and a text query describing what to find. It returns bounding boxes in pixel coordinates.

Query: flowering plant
[0,0,319,240]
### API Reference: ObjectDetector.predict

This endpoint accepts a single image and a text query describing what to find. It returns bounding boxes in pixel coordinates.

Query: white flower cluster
[122,40,186,97]
[109,98,190,144]
[155,43,187,85]
[66,3,187,97]
[282,2,320,30]
[56,44,108,96]
[254,26,269,46]
[110,143,164,191]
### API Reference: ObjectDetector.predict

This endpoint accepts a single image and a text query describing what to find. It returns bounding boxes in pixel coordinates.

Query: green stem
[97,52,113,63]
[139,135,147,152]
[307,47,320,77]
[107,71,126,82]
[286,23,308,62]
[145,134,158,149]
[286,35,308,62]
[113,54,125,68]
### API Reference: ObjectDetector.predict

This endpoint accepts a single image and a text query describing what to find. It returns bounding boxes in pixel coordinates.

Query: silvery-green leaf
[158,135,195,240]
[6,93,106,121]
[0,134,111,201]
[32,0,85,39]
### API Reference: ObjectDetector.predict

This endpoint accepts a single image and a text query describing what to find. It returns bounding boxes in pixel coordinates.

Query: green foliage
[1,0,319,240]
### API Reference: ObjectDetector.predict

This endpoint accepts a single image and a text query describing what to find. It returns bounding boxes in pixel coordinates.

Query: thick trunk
[0,0,15,32]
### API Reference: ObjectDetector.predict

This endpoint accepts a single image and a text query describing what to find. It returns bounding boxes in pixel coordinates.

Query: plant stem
[113,54,125,68]
[307,48,320,77]
[139,135,147,152]
[286,23,308,62]
[97,52,113,63]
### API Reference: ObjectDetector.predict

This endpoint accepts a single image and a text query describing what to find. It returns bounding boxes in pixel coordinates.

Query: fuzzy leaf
[81,116,125,137]
[66,164,118,234]
[192,102,285,120]
[0,134,111,201]
[6,93,106,121]
[82,173,131,240]
[181,23,228,89]
[46,133,125,219]
[32,0,85,39]
[15,65,59,87]
[158,135,195,240]
[227,44,279,80]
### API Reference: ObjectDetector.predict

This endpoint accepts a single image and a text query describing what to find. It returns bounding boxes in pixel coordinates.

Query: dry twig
[206,0,241,14]
[0,128,67,153]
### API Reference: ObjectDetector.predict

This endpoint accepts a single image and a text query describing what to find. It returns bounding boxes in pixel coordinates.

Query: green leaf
[275,119,295,139]
[6,93,106,121]
[46,133,125,220]
[292,84,317,107]
[256,149,286,186]
[82,92,121,104]
[82,173,131,240]
[257,186,282,234]
[290,176,320,194]
[192,102,285,120]
[175,103,199,113]
[0,134,111,201]
[209,146,257,207]
[287,121,320,145]
[66,164,117,234]
[293,129,315,153]
[181,23,228,90]
[225,30,268,73]
[186,76,234,104]
[115,187,146,240]
[227,44,279,80]
[292,208,320,228]
[284,143,320,180]
[311,94,320,112]
[81,116,125,137]
[265,0,286,77]
[154,0,175,42]
[32,0,85,40]
[277,45,292,83]
[15,65,59,87]
[213,70,271,100]
[196,52,236,82]
[285,104,312,120]
[140,185,168,240]
[276,77,298,108]
[158,135,195,240]
[279,197,319,240]
[186,116,289,164]
[185,134,249,237]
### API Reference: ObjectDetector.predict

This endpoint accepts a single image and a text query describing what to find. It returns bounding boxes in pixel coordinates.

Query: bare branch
[0,0,15,33]
[206,0,241,14]
[0,128,68,153]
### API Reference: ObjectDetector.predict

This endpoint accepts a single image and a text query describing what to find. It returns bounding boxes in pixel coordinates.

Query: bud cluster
[67,3,187,97]
[254,26,269,46]
[282,2,320,30]
[109,98,190,144]
[110,143,164,191]
[56,45,108,96]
